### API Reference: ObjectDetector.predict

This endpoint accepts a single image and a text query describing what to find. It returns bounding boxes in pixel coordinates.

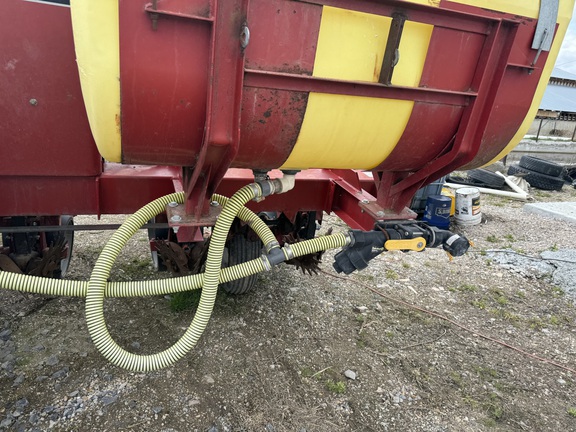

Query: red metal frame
[0,0,555,233]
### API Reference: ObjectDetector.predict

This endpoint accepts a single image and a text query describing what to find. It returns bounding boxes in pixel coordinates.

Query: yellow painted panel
[70,0,121,162]
[281,7,433,170]
[485,0,575,165]
[393,21,434,87]
[282,95,414,170]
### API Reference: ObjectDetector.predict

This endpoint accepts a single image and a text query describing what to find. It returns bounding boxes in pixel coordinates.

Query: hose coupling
[260,255,272,272]
[249,183,265,202]
[282,243,295,260]
[266,247,287,266]
[265,240,281,253]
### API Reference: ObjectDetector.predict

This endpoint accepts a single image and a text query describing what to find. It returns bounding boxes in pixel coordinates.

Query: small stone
[68,391,79,398]
[344,370,357,380]
[203,375,215,384]
[35,375,48,382]
[152,406,163,414]
[558,378,567,385]
[101,395,118,406]
[2,353,15,363]
[15,398,29,410]
[0,418,13,428]
[32,345,45,352]
[354,306,368,313]
[130,341,141,350]
[51,367,69,380]
[12,374,25,386]
[0,329,12,341]
[28,411,40,425]
[188,399,200,407]
[45,355,59,366]
[265,424,276,432]
[42,405,55,414]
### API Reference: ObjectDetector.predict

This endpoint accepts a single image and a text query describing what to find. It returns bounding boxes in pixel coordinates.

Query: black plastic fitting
[333,222,470,275]
[266,247,287,266]
[256,181,273,197]
[333,230,386,274]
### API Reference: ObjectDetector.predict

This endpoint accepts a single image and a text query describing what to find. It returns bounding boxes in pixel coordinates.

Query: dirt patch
[2,186,576,431]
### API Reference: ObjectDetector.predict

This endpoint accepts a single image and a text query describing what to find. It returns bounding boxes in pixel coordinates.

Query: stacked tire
[507,156,566,191]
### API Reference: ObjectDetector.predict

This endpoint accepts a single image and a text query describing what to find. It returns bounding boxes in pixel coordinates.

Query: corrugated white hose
[0,185,350,371]
[85,185,264,370]
[0,193,275,298]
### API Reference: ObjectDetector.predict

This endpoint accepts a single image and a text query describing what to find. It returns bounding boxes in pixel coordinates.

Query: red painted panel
[119,0,211,166]
[419,27,485,92]
[0,0,101,177]
[235,89,308,169]
[375,104,464,172]
[462,62,546,169]
[244,0,321,74]
[0,177,98,216]
[99,165,178,214]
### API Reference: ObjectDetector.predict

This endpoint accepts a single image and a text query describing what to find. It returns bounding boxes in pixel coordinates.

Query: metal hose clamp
[283,243,295,260]
[265,240,280,253]
[260,255,272,272]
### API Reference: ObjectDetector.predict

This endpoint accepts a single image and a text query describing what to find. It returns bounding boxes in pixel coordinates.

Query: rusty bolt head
[168,201,179,208]
[170,215,182,222]
[210,201,220,207]
[29,98,38,106]
[376,211,385,217]
[361,199,370,204]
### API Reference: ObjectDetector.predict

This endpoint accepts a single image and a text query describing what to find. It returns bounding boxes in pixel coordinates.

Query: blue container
[410,176,446,214]
[422,195,452,229]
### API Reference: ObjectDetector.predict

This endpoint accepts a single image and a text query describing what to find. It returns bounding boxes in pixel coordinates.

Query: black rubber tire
[220,235,262,295]
[507,165,564,191]
[467,169,505,189]
[518,156,566,178]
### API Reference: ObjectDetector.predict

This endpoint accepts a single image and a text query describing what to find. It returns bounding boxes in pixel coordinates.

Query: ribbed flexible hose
[0,193,273,298]
[85,185,263,370]
[0,187,350,371]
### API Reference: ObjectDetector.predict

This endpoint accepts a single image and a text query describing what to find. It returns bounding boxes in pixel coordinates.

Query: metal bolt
[168,201,178,208]
[210,201,220,207]
[170,215,182,222]
[417,242,424,249]
[240,25,250,48]
[376,211,385,217]
[29,98,38,106]
[361,199,370,204]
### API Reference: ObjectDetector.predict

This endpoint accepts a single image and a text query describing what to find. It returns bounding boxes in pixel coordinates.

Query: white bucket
[455,187,481,226]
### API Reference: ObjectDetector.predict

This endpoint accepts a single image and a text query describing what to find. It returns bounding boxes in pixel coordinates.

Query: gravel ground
[1,184,576,431]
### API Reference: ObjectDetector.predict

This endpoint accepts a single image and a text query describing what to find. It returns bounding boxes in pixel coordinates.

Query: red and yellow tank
[72,0,574,174]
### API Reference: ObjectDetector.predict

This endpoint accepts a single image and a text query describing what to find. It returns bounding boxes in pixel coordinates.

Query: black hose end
[442,234,470,257]
[333,230,386,274]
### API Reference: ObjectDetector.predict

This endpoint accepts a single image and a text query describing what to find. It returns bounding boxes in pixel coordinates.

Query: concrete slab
[487,249,576,295]
[523,202,576,224]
